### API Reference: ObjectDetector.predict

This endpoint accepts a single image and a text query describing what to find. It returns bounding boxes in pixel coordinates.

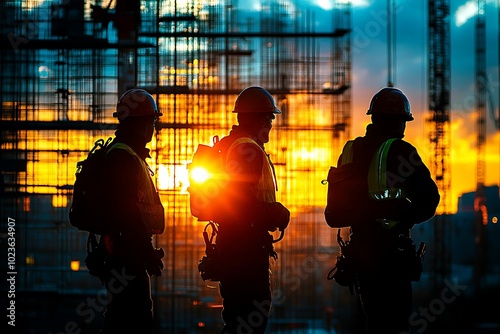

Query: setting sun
[190,166,210,184]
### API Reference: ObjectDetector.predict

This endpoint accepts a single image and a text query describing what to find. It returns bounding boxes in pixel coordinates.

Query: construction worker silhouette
[99,89,165,333]
[212,86,290,334]
[328,87,440,333]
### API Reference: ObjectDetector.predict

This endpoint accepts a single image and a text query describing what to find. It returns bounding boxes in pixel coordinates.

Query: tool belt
[85,233,109,284]
[198,221,222,282]
[390,234,426,282]
[327,230,357,294]
[327,231,426,292]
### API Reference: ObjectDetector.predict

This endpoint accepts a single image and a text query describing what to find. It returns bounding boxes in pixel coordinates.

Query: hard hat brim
[366,110,414,121]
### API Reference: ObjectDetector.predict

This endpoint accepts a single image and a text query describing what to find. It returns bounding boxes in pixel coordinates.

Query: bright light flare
[190,167,210,184]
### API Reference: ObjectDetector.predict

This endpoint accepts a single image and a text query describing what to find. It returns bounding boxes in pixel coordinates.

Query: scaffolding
[0,0,353,332]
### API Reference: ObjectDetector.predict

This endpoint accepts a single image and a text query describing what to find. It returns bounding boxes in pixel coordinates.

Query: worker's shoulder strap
[340,140,355,165]
[106,142,152,173]
[340,136,400,192]
[221,137,265,164]
[107,142,137,157]
[339,137,365,165]
[367,138,399,194]
[226,137,261,155]
[367,138,405,230]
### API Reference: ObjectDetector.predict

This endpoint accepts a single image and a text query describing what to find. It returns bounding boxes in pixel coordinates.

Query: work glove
[144,246,164,277]
[266,202,290,231]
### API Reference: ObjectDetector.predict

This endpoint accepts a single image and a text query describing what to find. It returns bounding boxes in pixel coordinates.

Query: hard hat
[113,89,163,121]
[232,86,281,114]
[366,87,413,121]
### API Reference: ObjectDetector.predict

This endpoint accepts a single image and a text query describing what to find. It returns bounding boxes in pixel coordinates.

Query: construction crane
[427,0,451,289]
[473,0,488,292]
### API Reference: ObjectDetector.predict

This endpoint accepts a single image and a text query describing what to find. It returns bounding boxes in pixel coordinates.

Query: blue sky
[343,0,499,134]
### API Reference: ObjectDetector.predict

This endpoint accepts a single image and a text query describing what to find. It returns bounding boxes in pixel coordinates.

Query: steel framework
[0,1,353,332]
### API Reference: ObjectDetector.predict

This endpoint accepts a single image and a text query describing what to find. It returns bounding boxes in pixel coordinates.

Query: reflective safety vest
[107,143,165,234]
[226,137,277,203]
[342,138,406,229]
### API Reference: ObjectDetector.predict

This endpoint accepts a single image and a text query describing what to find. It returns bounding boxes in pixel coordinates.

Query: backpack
[69,137,113,234]
[323,138,370,228]
[69,137,114,282]
[187,135,229,221]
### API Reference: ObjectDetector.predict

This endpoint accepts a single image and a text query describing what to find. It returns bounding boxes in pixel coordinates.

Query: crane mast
[387,0,396,87]
[428,0,451,288]
[473,0,488,292]
[476,0,487,189]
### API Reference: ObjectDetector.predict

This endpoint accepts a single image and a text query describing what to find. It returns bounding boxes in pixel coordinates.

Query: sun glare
[190,167,210,184]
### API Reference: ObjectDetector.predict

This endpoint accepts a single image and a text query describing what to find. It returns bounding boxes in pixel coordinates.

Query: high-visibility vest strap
[367,138,405,201]
[226,137,277,203]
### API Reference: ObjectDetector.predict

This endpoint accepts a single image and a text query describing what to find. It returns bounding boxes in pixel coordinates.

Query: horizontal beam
[0,120,344,132]
[0,36,154,50]
[140,29,351,39]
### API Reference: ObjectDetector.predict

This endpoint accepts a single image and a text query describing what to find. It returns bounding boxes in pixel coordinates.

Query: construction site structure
[427,0,452,290]
[0,0,354,332]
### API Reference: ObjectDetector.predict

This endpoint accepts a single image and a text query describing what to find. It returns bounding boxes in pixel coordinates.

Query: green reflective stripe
[367,139,405,230]
[341,140,354,165]
[368,138,402,199]
[377,138,396,189]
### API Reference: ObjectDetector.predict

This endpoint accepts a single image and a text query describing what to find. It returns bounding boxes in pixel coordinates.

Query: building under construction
[1,0,355,333]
